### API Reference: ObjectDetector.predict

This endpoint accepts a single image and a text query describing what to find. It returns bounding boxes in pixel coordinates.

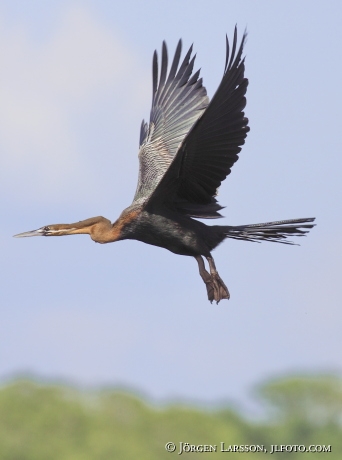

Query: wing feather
[145,28,249,218]
[133,41,209,204]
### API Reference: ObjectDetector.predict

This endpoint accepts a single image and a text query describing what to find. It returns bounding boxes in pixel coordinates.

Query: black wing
[145,28,249,218]
[132,40,209,205]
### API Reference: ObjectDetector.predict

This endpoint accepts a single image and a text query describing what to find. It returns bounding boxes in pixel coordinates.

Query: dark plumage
[14,28,315,303]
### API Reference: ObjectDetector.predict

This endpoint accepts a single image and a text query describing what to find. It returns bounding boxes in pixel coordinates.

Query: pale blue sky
[1,0,341,408]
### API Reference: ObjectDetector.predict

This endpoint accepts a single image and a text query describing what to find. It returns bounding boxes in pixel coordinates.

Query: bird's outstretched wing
[132,40,209,205]
[145,28,249,218]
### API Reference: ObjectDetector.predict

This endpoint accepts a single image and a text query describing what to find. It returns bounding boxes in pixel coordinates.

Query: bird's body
[55,208,223,256]
[14,28,315,303]
[115,207,224,257]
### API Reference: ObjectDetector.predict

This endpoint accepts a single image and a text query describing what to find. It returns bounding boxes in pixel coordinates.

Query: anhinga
[14,28,315,303]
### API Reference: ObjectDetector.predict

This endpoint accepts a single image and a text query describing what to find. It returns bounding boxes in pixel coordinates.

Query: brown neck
[69,216,115,243]
[57,208,140,243]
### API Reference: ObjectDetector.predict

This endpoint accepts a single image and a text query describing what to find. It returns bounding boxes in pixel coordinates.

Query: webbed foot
[206,271,230,304]
[195,255,230,304]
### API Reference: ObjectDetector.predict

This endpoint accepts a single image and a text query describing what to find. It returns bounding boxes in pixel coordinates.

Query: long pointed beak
[13,229,45,238]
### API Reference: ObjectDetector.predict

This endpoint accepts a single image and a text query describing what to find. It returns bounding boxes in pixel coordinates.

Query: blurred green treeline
[0,375,341,459]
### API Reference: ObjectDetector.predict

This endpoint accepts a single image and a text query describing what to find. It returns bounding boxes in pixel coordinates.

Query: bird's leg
[195,255,215,303]
[206,255,230,303]
[195,255,230,303]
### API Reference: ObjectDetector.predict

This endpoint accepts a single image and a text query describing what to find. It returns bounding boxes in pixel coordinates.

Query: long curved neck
[55,216,113,243]
[81,216,115,243]
[67,210,139,243]
[46,208,140,243]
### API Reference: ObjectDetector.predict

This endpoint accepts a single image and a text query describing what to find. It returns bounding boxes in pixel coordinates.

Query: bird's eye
[43,226,50,231]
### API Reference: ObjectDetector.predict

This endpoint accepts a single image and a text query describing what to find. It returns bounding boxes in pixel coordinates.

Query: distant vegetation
[0,375,341,459]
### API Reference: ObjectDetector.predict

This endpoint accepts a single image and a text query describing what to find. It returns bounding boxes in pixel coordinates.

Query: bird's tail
[222,217,316,245]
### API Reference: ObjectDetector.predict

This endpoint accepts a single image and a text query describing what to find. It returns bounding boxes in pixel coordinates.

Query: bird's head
[13,217,115,242]
[13,224,79,238]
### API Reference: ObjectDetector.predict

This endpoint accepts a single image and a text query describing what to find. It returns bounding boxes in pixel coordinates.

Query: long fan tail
[223,217,316,245]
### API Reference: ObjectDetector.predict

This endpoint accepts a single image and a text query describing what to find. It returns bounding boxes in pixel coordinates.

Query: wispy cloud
[0,5,148,204]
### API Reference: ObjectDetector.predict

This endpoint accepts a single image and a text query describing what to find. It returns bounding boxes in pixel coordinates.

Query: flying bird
[14,28,315,303]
